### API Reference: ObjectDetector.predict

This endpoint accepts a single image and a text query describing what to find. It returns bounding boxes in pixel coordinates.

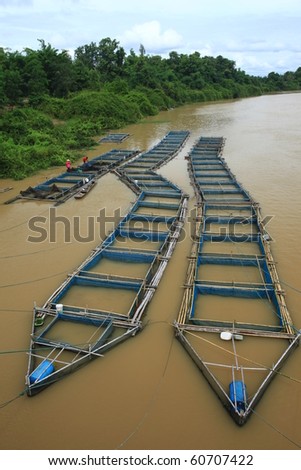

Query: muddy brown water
[0,93,301,450]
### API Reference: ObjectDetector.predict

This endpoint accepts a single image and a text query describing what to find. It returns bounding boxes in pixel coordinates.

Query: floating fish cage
[99,133,129,143]
[175,136,300,426]
[5,149,139,205]
[26,131,190,395]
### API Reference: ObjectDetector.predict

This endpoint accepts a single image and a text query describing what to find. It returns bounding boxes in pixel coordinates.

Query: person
[66,159,71,171]
[83,156,88,164]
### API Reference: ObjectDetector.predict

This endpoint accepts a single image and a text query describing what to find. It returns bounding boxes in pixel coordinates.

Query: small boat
[5,150,139,205]
[0,186,13,193]
[74,179,97,199]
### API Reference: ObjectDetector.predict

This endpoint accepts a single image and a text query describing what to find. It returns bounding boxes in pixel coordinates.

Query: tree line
[1,38,300,179]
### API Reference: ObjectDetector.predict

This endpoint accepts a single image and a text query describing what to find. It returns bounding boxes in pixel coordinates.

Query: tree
[0,66,7,107]
[22,50,49,100]
[96,38,126,81]
[3,67,23,104]
[74,42,100,69]
[0,50,7,107]
[139,44,146,57]
[36,40,74,97]
[74,38,126,82]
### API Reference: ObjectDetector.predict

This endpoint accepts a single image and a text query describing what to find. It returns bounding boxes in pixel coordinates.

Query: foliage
[125,91,158,116]
[0,136,72,180]
[0,38,300,179]
[63,91,143,127]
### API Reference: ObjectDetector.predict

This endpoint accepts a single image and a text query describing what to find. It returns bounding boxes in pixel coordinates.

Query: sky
[0,0,300,77]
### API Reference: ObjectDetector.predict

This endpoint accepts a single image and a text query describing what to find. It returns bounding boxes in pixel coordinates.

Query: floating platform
[99,133,129,143]
[175,136,300,426]
[5,149,139,205]
[25,131,190,395]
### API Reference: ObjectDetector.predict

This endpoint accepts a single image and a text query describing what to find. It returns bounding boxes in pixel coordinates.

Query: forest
[1,37,301,179]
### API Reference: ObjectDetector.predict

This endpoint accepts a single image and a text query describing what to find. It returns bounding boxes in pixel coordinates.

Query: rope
[0,389,26,409]
[280,278,301,295]
[0,339,108,356]
[0,208,49,233]
[0,245,64,260]
[116,329,175,449]
[185,330,301,385]
[0,308,29,312]
[251,408,301,449]
[0,270,68,288]
[0,348,32,355]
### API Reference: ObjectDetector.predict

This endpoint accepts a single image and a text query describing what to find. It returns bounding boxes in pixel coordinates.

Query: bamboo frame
[175,136,300,425]
[26,131,190,395]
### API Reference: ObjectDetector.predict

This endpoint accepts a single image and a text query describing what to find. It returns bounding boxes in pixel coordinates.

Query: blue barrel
[29,360,55,384]
[229,380,247,411]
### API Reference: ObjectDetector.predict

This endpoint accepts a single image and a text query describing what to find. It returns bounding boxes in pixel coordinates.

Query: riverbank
[0,87,263,181]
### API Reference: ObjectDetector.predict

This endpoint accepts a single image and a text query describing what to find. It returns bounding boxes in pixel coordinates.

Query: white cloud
[0,0,301,75]
[225,39,279,54]
[120,21,183,53]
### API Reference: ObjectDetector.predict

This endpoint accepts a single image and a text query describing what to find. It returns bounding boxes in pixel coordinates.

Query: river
[0,93,301,450]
